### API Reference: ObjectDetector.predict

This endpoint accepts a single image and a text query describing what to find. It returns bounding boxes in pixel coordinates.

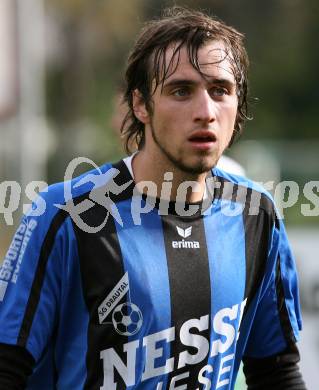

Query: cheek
[222,103,237,128]
[154,104,185,130]
[219,105,237,144]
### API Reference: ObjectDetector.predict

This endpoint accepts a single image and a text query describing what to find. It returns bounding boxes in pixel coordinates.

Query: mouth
[188,131,217,150]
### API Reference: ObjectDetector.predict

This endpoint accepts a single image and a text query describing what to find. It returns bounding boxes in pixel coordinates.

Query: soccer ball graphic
[112,302,143,336]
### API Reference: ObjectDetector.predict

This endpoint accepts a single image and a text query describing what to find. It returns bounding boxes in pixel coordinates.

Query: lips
[188,131,217,143]
[187,130,217,152]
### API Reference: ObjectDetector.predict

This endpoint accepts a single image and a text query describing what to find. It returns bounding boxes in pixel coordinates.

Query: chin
[177,158,216,175]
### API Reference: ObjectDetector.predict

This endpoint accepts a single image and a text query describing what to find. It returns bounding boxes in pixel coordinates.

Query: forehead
[162,40,235,83]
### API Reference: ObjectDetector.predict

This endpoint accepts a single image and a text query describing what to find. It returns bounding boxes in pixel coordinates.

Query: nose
[193,90,216,124]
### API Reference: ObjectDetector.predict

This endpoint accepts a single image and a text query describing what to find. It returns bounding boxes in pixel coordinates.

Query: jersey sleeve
[0,343,35,389]
[243,343,306,389]
[0,189,69,362]
[243,217,302,358]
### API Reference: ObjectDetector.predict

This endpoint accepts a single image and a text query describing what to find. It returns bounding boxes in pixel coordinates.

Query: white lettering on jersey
[0,281,8,302]
[0,219,37,301]
[100,299,245,388]
[178,315,209,369]
[197,364,213,390]
[142,327,175,381]
[169,371,190,389]
[216,353,234,388]
[172,239,200,249]
[100,339,139,390]
[98,272,129,324]
[210,304,238,357]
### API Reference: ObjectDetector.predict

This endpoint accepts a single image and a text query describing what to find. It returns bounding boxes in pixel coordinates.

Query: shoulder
[25,161,116,219]
[217,155,246,176]
[212,166,277,218]
[21,161,123,241]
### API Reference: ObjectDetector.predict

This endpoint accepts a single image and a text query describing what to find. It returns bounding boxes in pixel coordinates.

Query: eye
[172,87,191,98]
[209,87,228,97]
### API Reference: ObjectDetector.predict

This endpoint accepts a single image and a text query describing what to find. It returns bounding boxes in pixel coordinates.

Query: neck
[131,151,208,203]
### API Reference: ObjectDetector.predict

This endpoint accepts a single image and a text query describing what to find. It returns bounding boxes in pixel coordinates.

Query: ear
[132,89,150,124]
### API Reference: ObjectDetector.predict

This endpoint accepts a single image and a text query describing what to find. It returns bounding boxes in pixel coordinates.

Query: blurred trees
[45,0,146,177]
[44,0,319,182]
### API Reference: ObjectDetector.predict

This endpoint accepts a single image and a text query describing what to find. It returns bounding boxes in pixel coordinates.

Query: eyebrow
[163,77,236,90]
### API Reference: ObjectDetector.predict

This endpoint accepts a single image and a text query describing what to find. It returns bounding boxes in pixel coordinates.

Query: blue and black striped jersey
[0,160,302,389]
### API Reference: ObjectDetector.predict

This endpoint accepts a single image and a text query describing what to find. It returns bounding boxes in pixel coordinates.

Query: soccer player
[0,7,306,389]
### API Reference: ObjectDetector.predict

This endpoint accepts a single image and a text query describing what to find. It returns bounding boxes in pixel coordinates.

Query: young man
[0,7,306,389]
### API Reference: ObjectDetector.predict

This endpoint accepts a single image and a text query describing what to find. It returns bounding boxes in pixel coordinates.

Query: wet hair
[121,6,250,153]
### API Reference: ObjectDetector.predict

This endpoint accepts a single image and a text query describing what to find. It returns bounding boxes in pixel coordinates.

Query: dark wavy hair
[121,6,250,154]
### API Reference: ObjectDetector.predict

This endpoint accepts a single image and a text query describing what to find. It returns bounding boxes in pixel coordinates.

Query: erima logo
[176,226,192,238]
[172,226,200,249]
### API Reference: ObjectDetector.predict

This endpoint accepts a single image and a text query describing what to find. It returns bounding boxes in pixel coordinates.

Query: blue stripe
[203,199,246,389]
[115,199,171,389]
[26,218,89,388]
[278,220,302,337]
[55,219,89,388]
